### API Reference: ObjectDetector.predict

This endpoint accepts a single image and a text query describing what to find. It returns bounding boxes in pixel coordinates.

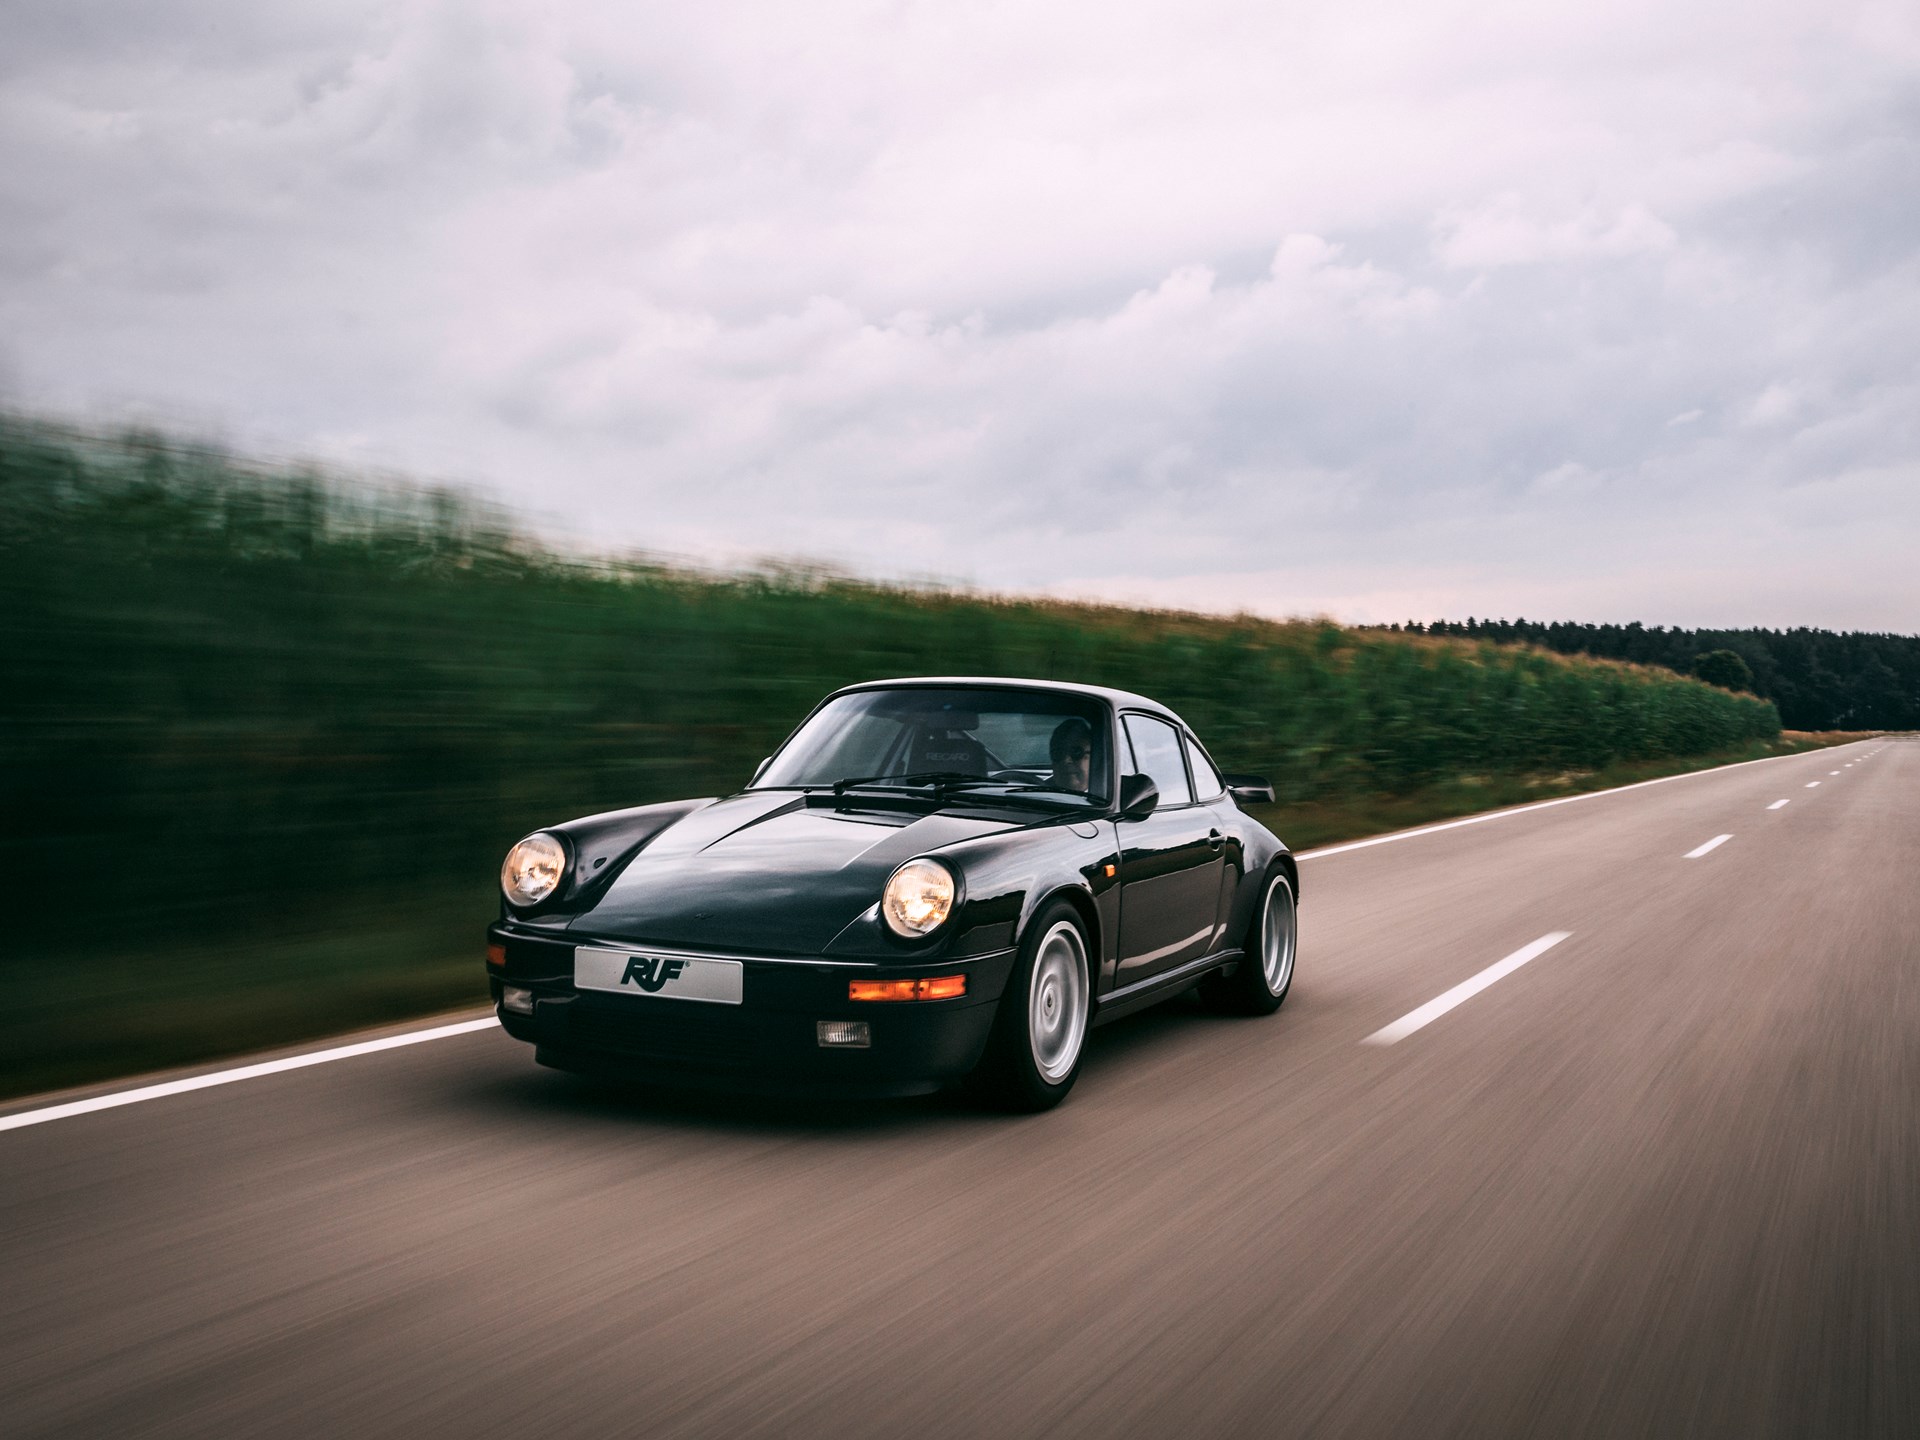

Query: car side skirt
[1092,947,1244,1026]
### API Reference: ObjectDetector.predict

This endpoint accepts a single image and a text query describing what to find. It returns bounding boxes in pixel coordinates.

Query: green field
[1,416,1793,1098]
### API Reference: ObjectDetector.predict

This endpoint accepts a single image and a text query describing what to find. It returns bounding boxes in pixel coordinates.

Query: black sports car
[486,678,1297,1109]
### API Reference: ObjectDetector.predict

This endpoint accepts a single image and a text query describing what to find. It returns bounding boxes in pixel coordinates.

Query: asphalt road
[3,739,1915,1439]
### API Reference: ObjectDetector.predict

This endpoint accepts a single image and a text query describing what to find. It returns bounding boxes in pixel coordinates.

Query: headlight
[501,833,567,906]
[882,858,957,938]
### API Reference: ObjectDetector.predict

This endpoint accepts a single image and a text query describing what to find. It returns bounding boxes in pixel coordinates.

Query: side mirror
[1224,773,1275,806]
[750,756,772,786]
[1117,773,1160,820]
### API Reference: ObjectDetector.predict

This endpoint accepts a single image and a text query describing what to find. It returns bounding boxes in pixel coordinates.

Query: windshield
[757,687,1113,805]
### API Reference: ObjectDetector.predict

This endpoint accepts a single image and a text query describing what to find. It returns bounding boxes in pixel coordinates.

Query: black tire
[1200,869,1297,1016]
[970,899,1092,1112]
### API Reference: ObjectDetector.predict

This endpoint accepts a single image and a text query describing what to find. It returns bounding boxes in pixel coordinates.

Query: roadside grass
[1,732,1866,1103]
[5,895,490,1102]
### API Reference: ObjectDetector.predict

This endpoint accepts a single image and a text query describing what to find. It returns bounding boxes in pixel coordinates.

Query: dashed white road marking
[1830,770,1841,776]
[1768,799,1790,810]
[1362,933,1572,1046]
[1685,834,1733,858]
[0,1018,501,1135]
[1806,781,1821,788]
[1300,744,1836,862]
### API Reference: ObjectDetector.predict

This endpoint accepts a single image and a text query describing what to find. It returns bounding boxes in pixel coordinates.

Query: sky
[3,0,1917,630]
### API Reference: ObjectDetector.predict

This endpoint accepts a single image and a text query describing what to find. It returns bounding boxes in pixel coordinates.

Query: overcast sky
[3,0,1916,629]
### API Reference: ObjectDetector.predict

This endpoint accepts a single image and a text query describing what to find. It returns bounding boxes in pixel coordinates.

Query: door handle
[1206,829,1224,849]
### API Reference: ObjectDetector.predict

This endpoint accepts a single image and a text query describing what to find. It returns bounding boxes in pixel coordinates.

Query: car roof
[828,676,1184,724]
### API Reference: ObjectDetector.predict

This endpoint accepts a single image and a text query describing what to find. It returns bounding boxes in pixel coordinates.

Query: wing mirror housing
[1117,772,1160,820]
[1224,773,1275,806]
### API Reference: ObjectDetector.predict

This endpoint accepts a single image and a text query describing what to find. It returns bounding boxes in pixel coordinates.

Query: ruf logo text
[621,956,688,992]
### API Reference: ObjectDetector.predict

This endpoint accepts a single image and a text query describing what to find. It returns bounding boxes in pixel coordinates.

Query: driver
[1048,717,1094,794]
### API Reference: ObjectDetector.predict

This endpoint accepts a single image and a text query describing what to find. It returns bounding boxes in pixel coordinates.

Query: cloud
[1433,198,1678,270]
[1,0,1917,629]
[1742,382,1802,428]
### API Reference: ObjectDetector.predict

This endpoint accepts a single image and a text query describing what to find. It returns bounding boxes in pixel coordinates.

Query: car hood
[570,791,1028,953]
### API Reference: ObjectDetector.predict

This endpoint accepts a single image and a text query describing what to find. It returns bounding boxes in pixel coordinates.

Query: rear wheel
[1200,870,1297,1016]
[971,900,1091,1111]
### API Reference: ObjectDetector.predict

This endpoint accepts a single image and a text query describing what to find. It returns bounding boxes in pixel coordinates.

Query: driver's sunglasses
[1060,746,1091,761]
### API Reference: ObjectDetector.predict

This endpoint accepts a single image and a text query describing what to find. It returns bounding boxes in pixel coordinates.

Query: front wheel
[970,900,1091,1111]
[1200,870,1297,1016]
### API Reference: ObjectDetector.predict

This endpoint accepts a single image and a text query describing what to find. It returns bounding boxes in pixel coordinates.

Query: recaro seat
[906,724,993,777]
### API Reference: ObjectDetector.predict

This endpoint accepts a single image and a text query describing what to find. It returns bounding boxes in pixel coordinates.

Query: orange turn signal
[486,943,507,967]
[849,975,968,1002]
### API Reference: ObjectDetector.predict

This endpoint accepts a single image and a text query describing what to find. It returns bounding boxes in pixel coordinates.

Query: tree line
[1385,619,1918,731]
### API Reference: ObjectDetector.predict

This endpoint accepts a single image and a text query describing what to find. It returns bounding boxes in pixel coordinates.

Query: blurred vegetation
[0,414,1786,1095]
[1395,617,1920,730]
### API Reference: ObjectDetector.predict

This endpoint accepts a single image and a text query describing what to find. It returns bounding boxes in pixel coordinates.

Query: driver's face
[1053,741,1091,792]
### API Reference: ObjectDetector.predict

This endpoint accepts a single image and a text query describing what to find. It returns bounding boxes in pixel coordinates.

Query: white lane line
[1300,746,1841,861]
[1362,933,1572,1046]
[0,1017,500,1136]
[1768,799,1790,810]
[1806,781,1821,788]
[1830,770,1841,776]
[1685,834,1733,858]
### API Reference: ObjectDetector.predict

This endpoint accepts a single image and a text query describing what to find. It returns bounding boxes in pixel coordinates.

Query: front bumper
[487,925,1014,1096]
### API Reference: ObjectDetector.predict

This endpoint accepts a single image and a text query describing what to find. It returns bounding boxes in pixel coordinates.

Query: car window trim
[1182,728,1226,802]
[1118,709,1201,811]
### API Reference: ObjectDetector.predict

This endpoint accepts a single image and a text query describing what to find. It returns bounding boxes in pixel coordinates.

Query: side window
[1123,714,1194,807]
[1184,733,1225,800]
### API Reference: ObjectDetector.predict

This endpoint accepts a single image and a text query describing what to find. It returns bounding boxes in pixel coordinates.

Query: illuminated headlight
[882,858,957,938]
[501,832,567,906]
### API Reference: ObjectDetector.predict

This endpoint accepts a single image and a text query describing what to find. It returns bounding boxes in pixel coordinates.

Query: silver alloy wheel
[1028,920,1090,1083]
[1261,877,1297,995]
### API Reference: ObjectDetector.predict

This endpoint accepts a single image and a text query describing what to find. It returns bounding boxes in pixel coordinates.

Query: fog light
[817,1020,871,1048]
[501,986,535,1015]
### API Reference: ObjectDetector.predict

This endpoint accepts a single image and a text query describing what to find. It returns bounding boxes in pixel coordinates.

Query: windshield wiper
[830,770,982,794]
[824,772,1077,809]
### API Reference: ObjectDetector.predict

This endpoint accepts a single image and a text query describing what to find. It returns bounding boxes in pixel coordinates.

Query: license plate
[574,947,744,1005]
